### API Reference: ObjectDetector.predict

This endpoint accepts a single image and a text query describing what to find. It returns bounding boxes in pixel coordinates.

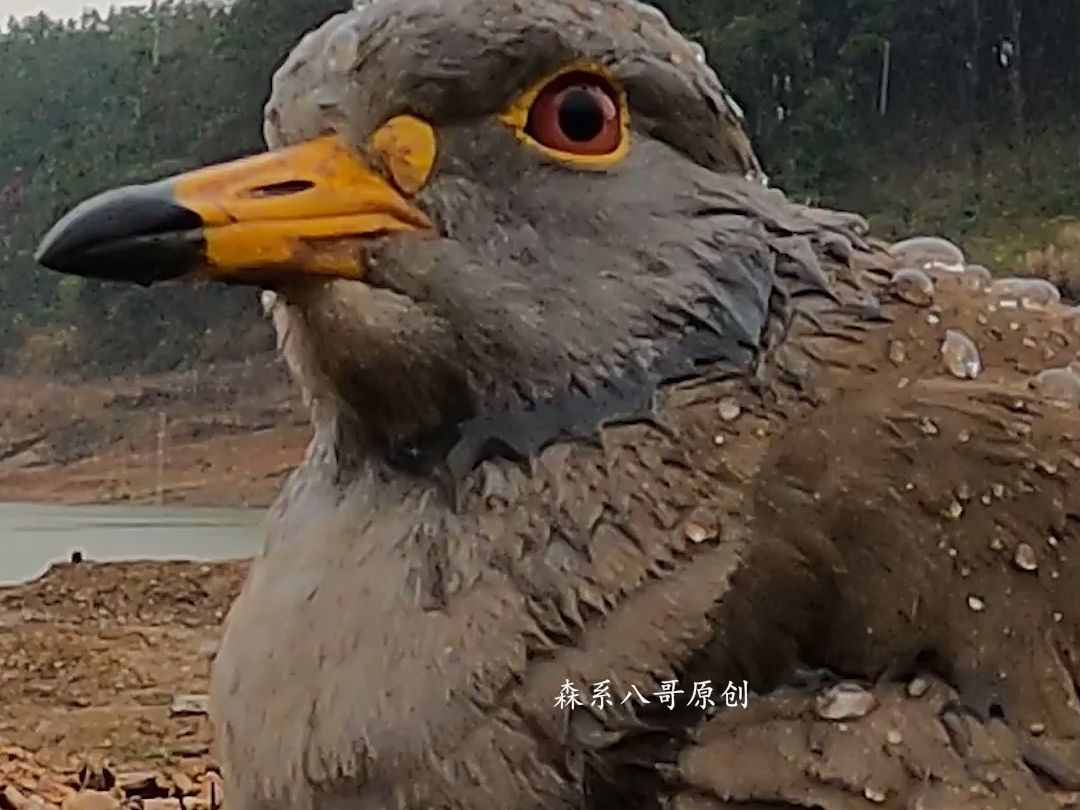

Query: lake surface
[0,502,264,585]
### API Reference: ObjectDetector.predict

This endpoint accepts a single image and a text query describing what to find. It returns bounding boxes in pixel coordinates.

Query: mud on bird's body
[34,0,1080,808]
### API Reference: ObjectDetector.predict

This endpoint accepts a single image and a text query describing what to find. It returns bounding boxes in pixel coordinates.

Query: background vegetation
[0,0,1077,375]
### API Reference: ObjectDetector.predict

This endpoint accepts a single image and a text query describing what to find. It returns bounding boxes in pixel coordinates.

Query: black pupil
[557,88,607,142]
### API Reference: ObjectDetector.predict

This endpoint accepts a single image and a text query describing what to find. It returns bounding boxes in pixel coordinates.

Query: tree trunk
[968,0,983,194]
[1004,0,1033,184]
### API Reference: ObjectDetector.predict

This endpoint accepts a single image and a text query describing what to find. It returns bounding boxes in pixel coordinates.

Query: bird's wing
[442,228,1080,808]
[674,676,1060,809]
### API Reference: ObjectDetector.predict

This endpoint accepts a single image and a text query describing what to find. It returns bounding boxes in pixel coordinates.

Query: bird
[33,0,1080,808]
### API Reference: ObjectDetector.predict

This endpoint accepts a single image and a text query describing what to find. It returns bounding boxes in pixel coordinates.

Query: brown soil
[0,358,309,508]
[0,560,246,810]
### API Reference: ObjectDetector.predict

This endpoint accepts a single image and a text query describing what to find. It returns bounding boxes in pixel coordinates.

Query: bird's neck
[309,322,761,493]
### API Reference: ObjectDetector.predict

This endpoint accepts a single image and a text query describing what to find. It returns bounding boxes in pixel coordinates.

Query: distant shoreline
[0,362,310,509]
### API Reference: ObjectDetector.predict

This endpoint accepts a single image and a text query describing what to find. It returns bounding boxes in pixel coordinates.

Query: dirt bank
[0,358,309,508]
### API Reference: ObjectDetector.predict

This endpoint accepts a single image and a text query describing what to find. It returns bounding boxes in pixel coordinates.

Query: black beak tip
[33,182,206,284]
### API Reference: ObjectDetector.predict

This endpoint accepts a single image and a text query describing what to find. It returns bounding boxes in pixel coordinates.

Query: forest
[0,0,1077,375]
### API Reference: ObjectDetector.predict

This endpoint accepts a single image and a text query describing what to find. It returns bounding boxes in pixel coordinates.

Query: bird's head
[36,0,864,479]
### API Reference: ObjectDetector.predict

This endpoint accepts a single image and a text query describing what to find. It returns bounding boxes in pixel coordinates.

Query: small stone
[942,500,964,520]
[1013,542,1038,572]
[927,312,941,325]
[718,398,741,421]
[712,434,724,446]
[169,694,210,717]
[906,677,930,698]
[990,536,1004,551]
[60,793,118,810]
[919,418,939,436]
[864,786,887,804]
[967,594,986,612]
[1054,612,1064,623]
[891,268,935,306]
[815,682,878,720]
[888,340,907,365]
[885,728,903,745]
[941,329,981,379]
[4,786,30,810]
[1029,722,1047,736]
[1049,535,1060,547]
[684,523,711,544]
[957,430,971,443]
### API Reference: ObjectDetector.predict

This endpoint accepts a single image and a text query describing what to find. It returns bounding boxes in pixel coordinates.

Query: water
[0,502,264,585]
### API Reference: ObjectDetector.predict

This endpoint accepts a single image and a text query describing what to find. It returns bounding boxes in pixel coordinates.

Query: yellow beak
[35,135,432,286]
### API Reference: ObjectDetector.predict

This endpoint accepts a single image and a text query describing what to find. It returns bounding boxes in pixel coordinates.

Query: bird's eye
[524,72,623,156]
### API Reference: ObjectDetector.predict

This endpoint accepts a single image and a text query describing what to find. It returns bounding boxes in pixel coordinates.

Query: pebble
[887,340,907,365]
[684,523,711,544]
[815,682,878,720]
[169,694,210,717]
[907,677,930,698]
[718,398,741,421]
[967,595,986,612]
[891,268,935,306]
[863,786,888,804]
[3,787,31,810]
[1013,543,1038,572]
[885,728,903,745]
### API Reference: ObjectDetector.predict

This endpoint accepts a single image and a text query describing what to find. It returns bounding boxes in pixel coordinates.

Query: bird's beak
[34,136,432,286]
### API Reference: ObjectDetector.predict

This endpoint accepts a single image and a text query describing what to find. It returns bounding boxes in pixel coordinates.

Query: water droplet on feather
[941,329,981,379]
[891,268,935,306]
[890,236,965,274]
[1029,367,1080,405]
[990,277,1061,310]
